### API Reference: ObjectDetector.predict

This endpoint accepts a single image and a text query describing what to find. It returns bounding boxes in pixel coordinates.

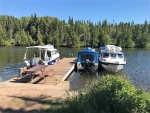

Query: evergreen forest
[0,14,150,48]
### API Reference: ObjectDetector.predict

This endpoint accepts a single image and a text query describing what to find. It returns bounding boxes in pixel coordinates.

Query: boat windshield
[25,48,40,59]
[103,53,109,58]
[110,54,116,59]
[80,53,95,62]
[34,49,40,57]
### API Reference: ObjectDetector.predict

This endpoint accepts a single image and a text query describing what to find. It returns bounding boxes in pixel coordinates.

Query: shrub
[57,75,150,113]
[86,75,150,113]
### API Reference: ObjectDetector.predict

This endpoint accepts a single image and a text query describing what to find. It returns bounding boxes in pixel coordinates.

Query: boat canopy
[100,45,122,52]
[26,44,57,51]
[77,47,98,63]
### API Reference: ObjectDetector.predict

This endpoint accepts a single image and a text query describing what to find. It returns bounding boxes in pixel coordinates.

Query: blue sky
[0,0,149,24]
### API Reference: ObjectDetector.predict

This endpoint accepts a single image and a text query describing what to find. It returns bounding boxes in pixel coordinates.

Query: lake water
[0,47,150,92]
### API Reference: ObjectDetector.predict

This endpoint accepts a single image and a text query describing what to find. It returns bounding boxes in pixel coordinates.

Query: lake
[0,47,150,92]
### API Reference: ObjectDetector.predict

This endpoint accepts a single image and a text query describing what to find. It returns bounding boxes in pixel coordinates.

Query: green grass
[41,104,52,110]
[10,98,25,107]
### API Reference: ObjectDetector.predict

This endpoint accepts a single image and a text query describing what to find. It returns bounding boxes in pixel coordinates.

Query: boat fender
[116,61,119,64]
[24,60,30,67]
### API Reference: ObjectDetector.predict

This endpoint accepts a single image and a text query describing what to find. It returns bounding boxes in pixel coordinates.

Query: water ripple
[0,62,25,81]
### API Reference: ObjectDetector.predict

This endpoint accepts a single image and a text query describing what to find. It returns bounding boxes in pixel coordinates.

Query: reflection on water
[0,47,25,81]
[68,70,99,91]
[68,69,126,91]
[0,47,150,92]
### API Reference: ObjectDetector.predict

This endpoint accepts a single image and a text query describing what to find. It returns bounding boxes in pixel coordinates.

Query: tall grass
[56,75,150,113]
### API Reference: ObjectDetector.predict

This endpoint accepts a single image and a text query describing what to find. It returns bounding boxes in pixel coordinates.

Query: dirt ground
[0,77,73,113]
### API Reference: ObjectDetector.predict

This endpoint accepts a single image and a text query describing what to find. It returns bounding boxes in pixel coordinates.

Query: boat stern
[77,62,98,71]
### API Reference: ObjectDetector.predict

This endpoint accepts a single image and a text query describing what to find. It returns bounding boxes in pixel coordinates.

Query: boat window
[81,54,86,61]
[51,51,54,55]
[118,54,123,59]
[34,51,40,57]
[41,51,45,60]
[54,50,58,54]
[111,54,116,59]
[47,51,51,57]
[103,53,109,58]
[89,54,95,61]
[81,53,95,61]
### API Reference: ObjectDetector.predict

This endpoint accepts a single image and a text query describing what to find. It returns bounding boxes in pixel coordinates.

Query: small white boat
[77,47,99,71]
[23,44,60,68]
[99,45,126,72]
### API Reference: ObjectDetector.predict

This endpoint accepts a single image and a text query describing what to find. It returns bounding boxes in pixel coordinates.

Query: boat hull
[46,57,59,65]
[100,62,124,72]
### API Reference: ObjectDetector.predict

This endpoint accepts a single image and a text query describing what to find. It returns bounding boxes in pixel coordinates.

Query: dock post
[18,67,27,79]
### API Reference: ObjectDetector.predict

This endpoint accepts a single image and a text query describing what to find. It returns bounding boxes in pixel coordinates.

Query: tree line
[0,14,150,48]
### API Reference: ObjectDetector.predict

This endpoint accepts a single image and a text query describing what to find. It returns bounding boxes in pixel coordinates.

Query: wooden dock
[18,57,76,85]
[0,58,77,111]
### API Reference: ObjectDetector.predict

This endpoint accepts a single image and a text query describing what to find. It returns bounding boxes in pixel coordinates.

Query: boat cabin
[99,51,125,62]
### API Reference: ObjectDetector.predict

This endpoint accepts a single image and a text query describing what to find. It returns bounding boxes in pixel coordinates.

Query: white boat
[23,44,60,68]
[99,45,126,72]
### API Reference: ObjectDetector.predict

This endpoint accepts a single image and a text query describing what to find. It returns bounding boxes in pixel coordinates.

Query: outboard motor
[29,58,36,68]
[85,59,90,69]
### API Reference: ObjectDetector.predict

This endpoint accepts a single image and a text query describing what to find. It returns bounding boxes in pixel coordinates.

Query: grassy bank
[44,75,150,113]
